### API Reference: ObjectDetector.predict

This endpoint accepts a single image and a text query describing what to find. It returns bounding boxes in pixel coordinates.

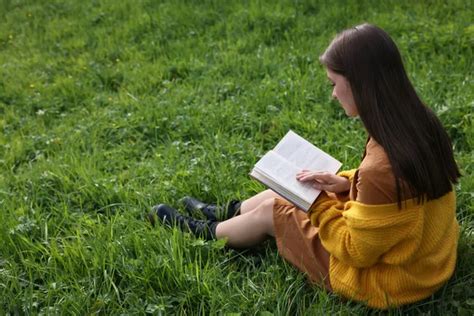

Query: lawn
[0,0,473,314]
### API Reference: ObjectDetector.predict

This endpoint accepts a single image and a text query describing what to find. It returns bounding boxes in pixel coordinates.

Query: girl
[148,23,460,309]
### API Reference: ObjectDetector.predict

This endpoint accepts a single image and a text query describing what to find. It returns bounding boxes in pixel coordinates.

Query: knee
[263,189,287,203]
[253,198,275,227]
[263,189,276,197]
[264,189,283,200]
[259,198,275,212]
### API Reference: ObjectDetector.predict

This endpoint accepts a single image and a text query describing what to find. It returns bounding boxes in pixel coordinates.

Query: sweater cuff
[334,169,356,201]
[337,169,357,182]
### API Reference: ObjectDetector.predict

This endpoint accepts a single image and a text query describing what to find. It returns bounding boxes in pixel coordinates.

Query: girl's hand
[296,170,350,194]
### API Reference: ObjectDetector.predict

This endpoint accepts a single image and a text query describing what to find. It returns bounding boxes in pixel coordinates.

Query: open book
[249,130,342,212]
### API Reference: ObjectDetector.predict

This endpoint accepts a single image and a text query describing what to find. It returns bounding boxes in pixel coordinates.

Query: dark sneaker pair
[147,197,241,240]
[179,196,241,221]
[148,204,218,240]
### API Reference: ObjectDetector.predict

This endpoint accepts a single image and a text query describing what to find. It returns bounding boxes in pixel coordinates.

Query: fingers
[296,170,350,193]
[296,171,320,182]
[296,170,311,178]
[296,171,330,181]
[314,176,350,193]
[312,172,336,183]
[312,182,334,191]
[296,174,316,182]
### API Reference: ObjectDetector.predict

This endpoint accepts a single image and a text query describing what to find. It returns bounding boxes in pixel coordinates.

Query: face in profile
[326,69,358,117]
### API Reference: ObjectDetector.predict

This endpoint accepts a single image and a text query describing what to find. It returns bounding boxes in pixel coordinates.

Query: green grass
[0,0,473,314]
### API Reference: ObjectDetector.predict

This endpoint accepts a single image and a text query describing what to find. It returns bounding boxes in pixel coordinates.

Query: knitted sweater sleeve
[308,193,423,268]
[335,169,357,201]
[337,169,357,182]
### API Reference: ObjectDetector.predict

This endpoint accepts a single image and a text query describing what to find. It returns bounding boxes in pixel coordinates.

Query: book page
[250,169,310,211]
[254,150,319,204]
[273,130,342,174]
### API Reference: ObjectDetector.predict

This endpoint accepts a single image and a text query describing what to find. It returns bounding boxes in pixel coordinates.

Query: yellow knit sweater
[308,169,459,309]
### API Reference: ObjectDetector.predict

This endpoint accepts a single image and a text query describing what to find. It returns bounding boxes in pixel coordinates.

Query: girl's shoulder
[352,138,412,205]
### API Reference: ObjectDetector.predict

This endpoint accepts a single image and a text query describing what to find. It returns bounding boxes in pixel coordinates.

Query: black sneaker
[148,204,218,240]
[179,196,241,220]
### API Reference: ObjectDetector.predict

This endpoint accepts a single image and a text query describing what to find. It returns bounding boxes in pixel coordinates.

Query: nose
[332,89,337,100]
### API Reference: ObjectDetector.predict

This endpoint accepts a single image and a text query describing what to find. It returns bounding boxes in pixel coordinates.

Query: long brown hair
[320,23,460,206]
